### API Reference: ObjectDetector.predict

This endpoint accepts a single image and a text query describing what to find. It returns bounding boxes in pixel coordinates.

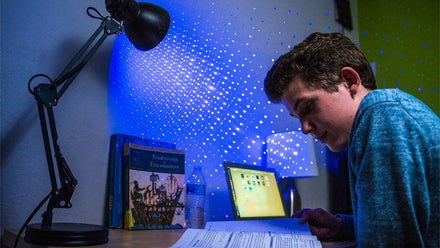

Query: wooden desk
[2,228,184,248]
[2,228,355,248]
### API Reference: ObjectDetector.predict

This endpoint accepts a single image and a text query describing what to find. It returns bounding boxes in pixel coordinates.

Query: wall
[1,0,357,233]
[1,0,111,232]
[107,0,356,221]
[358,0,439,115]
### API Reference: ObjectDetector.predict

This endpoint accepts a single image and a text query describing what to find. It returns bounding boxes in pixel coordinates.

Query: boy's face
[281,77,359,152]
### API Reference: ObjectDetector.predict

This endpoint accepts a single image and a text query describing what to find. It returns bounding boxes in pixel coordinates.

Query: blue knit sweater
[340,89,439,247]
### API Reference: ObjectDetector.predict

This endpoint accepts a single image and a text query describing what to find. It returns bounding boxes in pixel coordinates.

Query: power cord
[13,192,52,248]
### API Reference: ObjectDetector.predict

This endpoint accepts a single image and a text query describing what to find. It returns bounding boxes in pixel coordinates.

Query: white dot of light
[266,131,319,178]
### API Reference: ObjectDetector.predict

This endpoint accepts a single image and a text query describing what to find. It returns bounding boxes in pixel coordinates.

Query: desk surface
[2,228,355,248]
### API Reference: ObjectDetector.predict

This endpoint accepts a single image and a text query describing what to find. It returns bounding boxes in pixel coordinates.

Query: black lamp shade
[106,0,170,51]
[125,3,170,51]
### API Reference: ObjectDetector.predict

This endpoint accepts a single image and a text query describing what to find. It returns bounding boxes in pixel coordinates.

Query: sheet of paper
[205,218,314,237]
[169,228,322,248]
[170,229,232,248]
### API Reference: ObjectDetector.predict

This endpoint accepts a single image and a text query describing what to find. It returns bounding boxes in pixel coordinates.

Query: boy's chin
[326,143,347,153]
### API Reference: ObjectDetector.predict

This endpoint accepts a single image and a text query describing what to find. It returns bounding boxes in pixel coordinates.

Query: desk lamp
[21,0,170,246]
[266,131,318,216]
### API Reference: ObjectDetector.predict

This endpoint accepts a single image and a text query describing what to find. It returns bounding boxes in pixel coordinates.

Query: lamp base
[24,223,108,246]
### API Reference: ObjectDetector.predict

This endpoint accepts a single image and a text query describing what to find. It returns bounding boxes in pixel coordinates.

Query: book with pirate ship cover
[107,133,176,228]
[122,143,185,230]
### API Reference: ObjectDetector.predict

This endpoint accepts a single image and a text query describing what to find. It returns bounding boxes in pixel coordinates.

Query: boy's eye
[299,102,314,115]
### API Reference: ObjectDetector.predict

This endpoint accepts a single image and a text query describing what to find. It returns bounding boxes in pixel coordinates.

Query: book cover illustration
[123,143,185,230]
[107,133,176,228]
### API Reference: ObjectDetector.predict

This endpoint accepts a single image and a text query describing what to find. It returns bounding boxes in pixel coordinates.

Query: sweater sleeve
[349,101,433,247]
[335,214,355,240]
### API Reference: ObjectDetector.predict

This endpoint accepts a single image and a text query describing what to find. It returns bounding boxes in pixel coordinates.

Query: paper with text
[170,218,322,248]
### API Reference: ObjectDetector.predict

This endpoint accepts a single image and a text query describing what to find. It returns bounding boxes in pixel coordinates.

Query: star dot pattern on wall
[108,0,340,220]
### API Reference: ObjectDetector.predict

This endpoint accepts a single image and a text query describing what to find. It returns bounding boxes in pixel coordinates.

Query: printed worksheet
[170,218,322,248]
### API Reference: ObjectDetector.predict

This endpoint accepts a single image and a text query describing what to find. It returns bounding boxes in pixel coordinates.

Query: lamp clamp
[104,17,122,35]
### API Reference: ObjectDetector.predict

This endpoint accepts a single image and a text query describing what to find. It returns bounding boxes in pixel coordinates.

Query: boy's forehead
[283,78,312,100]
[281,79,308,109]
[281,79,328,111]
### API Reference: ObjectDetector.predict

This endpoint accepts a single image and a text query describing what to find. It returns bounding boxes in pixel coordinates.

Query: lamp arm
[32,16,122,227]
[53,17,122,103]
[35,96,77,226]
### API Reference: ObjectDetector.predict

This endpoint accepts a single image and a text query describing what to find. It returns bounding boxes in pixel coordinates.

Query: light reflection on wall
[108,0,342,220]
[267,131,318,178]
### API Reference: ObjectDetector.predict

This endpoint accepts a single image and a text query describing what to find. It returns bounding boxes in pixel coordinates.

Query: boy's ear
[340,67,361,95]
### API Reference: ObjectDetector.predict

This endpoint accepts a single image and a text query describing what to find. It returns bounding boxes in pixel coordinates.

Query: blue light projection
[266,131,318,178]
[108,0,342,221]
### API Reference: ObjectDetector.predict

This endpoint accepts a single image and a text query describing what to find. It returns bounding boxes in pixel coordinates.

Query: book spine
[122,143,132,230]
[107,134,117,227]
[109,134,125,228]
[113,135,124,228]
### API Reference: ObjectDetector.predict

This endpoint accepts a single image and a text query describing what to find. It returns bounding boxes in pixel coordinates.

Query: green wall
[358,0,439,115]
